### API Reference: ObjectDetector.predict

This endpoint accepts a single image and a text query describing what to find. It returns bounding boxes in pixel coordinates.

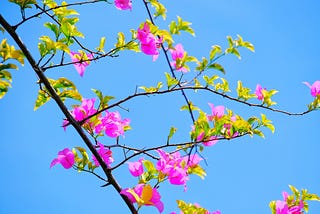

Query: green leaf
[165,72,178,89]
[169,16,195,36]
[167,126,177,142]
[96,36,106,53]
[180,101,200,111]
[8,0,36,9]
[253,129,265,138]
[188,165,206,179]
[207,63,225,74]
[52,77,76,90]
[149,0,167,20]
[58,90,82,101]
[115,32,125,49]
[209,45,222,60]
[44,22,60,38]
[34,89,51,110]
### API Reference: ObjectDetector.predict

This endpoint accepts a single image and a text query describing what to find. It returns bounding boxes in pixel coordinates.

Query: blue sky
[1,0,319,213]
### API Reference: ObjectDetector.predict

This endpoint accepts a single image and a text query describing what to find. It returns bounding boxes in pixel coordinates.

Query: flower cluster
[121,184,164,213]
[63,98,130,138]
[70,51,94,77]
[114,0,132,10]
[137,22,162,61]
[92,142,114,167]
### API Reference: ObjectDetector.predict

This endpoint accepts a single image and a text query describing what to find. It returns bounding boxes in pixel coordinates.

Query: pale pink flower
[128,158,144,177]
[184,154,202,168]
[114,0,132,10]
[303,81,320,97]
[137,23,162,61]
[169,43,188,72]
[255,84,266,100]
[92,142,114,167]
[50,148,75,169]
[207,103,225,121]
[70,51,94,77]
[121,184,164,213]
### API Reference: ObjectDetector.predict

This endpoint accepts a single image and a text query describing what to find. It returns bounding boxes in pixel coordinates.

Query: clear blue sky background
[1,0,319,213]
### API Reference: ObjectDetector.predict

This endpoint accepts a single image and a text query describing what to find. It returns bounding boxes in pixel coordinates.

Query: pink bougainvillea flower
[275,191,304,214]
[63,98,97,131]
[156,149,189,186]
[183,154,202,168]
[202,136,218,146]
[207,103,225,121]
[121,184,164,213]
[303,80,320,97]
[255,84,266,100]
[50,148,75,169]
[70,51,94,77]
[94,111,130,138]
[137,22,162,61]
[114,0,132,10]
[128,158,144,177]
[92,142,114,167]
[169,43,188,72]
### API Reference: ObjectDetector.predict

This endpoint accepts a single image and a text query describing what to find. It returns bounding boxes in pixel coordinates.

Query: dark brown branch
[0,14,137,214]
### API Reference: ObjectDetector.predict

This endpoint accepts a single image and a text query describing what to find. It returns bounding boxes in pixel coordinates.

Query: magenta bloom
[121,184,164,213]
[114,0,132,10]
[63,98,97,131]
[170,43,188,72]
[184,154,203,168]
[94,111,130,138]
[275,191,304,214]
[255,84,265,100]
[156,150,189,186]
[92,142,114,167]
[303,81,320,97]
[50,148,75,169]
[137,23,162,61]
[207,103,225,121]
[70,51,94,77]
[203,136,218,146]
[128,158,144,177]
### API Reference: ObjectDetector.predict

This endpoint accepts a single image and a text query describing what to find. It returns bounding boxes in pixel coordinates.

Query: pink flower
[121,184,164,213]
[207,103,225,121]
[63,98,97,131]
[95,111,130,138]
[92,142,114,167]
[275,191,304,214]
[114,0,132,10]
[156,150,189,186]
[183,154,202,168]
[70,51,94,77]
[128,158,144,177]
[50,148,75,169]
[255,84,266,100]
[137,23,162,61]
[169,43,188,72]
[203,136,218,146]
[303,81,320,97]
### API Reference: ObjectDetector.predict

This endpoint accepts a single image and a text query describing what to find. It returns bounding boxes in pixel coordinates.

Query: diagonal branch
[0,14,137,214]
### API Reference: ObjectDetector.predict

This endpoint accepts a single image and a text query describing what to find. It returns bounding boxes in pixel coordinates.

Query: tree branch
[0,14,137,214]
